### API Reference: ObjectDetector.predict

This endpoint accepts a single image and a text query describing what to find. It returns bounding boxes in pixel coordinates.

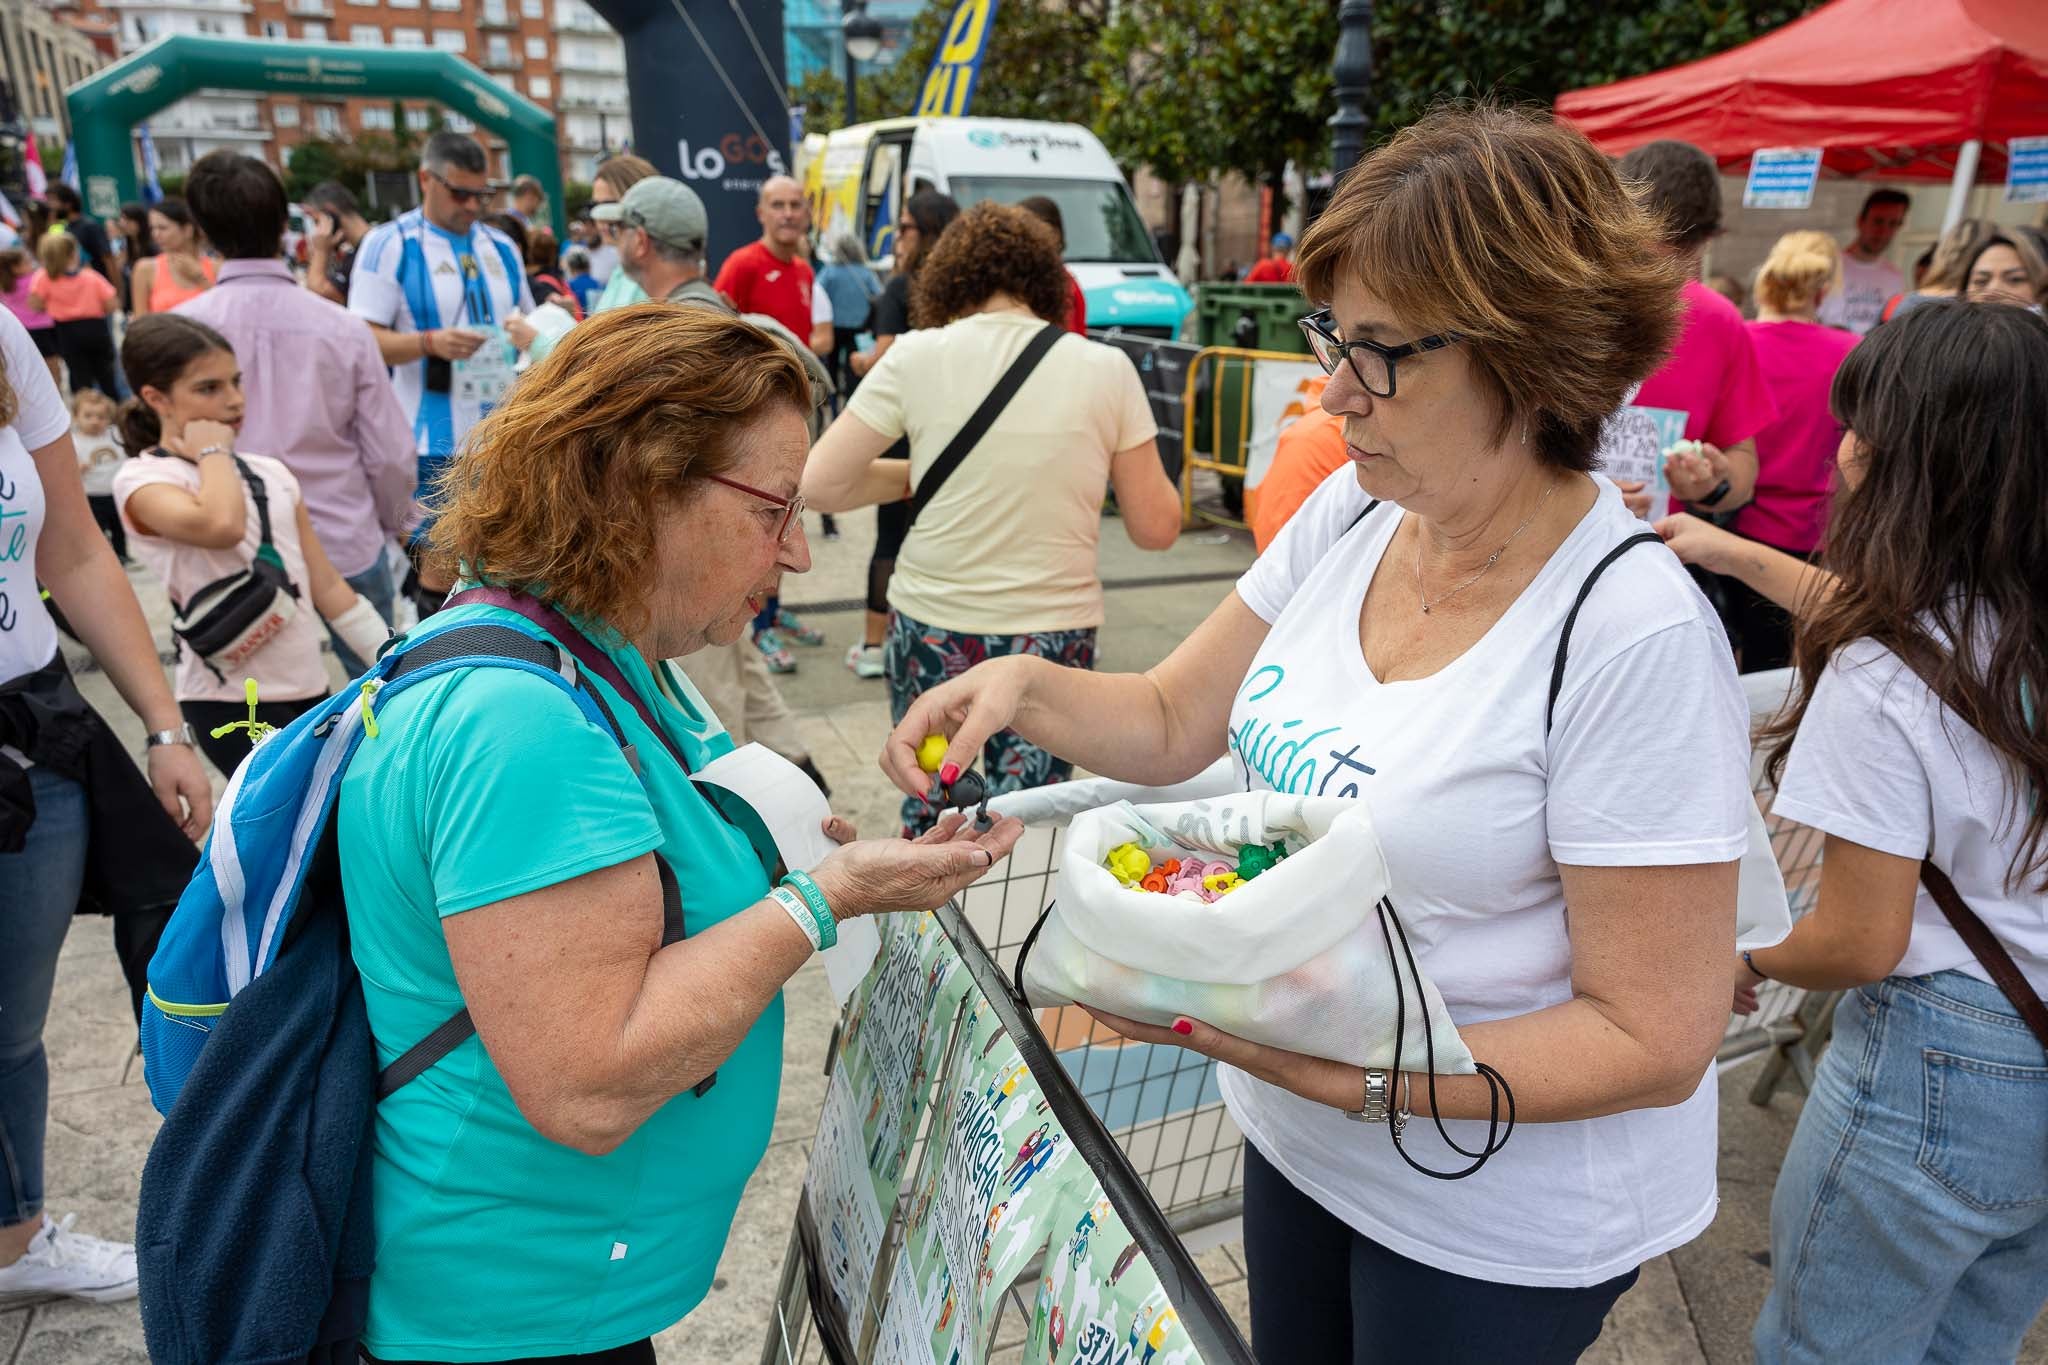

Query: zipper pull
[359,679,382,739]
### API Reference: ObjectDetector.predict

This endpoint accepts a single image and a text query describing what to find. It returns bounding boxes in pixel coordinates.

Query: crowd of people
[0,103,2040,1365]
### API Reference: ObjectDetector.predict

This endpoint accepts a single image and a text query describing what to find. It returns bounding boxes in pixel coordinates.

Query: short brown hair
[593,153,658,202]
[911,201,1069,329]
[1617,139,1722,249]
[1298,104,1684,471]
[427,304,810,637]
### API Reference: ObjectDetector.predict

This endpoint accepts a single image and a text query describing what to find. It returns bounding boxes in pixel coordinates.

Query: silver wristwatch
[1345,1067,1392,1124]
[145,723,200,749]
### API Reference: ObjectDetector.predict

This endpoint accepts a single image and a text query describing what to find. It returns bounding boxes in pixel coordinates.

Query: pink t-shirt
[0,275,52,331]
[1634,280,1778,515]
[1732,319,1860,555]
[113,450,331,704]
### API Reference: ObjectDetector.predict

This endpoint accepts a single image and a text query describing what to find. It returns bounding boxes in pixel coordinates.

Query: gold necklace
[1414,477,1560,615]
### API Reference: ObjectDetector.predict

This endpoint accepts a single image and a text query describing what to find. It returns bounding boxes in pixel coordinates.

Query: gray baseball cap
[590,177,707,253]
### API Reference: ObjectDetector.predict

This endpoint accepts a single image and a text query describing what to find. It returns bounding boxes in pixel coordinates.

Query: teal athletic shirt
[335,601,783,1359]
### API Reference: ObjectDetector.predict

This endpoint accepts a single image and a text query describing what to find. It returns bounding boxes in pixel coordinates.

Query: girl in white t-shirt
[111,314,387,778]
[1740,300,2048,1363]
[879,108,1749,1360]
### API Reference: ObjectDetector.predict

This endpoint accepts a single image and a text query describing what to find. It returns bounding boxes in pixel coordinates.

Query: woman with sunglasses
[337,305,1022,1364]
[879,107,1750,1361]
[805,201,1182,835]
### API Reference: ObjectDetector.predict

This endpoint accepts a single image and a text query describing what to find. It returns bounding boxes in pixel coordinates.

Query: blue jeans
[331,559,398,679]
[0,768,90,1228]
[1756,971,2048,1363]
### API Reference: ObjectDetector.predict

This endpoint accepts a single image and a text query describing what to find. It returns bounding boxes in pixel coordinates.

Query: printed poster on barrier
[1598,404,1688,520]
[1240,359,1325,493]
[1023,1187,1201,1365]
[878,993,1096,1363]
[806,912,974,1336]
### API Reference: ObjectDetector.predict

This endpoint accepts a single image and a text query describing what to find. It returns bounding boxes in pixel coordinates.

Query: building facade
[0,0,110,142]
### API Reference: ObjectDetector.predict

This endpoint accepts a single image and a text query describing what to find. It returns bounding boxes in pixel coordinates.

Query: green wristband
[780,870,837,951]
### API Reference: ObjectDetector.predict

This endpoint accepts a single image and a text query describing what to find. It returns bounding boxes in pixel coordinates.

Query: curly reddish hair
[910,200,1070,329]
[426,303,809,637]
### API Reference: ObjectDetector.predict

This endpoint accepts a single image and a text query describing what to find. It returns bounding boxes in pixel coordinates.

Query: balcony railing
[477,6,517,28]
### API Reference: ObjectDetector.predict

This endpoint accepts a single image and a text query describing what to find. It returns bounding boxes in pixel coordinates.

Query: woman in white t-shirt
[1739,301,2048,1363]
[879,107,1751,1360]
[0,306,210,1307]
[804,201,1182,834]
[110,314,387,778]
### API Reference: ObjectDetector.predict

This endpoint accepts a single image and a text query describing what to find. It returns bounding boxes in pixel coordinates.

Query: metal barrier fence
[764,900,1257,1365]
[1177,346,1323,531]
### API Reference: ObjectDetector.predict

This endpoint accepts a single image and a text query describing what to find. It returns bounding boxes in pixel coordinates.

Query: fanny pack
[168,454,301,682]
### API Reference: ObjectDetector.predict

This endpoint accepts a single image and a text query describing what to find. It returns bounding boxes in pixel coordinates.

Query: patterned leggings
[884,608,1097,836]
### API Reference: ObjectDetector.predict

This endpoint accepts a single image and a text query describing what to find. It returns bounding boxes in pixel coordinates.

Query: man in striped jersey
[348,131,533,611]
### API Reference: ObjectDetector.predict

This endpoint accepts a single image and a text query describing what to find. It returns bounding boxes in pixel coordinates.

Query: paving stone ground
[10,505,2041,1363]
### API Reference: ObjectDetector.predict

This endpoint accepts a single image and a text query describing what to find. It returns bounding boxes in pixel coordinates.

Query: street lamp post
[842,1,883,130]
[1329,0,1373,177]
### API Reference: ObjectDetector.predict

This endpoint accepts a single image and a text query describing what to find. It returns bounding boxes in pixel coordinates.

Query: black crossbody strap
[228,455,276,556]
[1546,532,1663,733]
[906,322,1065,529]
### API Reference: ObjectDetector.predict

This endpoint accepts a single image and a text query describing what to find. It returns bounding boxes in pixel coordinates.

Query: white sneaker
[0,1213,139,1305]
[844,643,886,679]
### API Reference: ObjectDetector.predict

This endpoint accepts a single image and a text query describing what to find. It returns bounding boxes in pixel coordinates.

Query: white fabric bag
[1019,789,1477,1074]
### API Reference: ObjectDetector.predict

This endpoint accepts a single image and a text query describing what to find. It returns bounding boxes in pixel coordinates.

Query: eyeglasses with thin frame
[701,472,806,543]
[426,169,488,205]
[1299,308,1462,398]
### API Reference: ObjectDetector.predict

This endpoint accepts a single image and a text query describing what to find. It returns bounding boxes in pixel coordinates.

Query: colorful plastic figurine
[1202,871,1242,896]
[1104,842,1153,886]
[1139,870,1168,893]
[916,733,950,774]
[1236,841,1287,880]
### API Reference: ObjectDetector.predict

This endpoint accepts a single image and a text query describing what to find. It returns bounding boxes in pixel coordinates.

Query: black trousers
[1240,1142,1638,1364]
[361,1340,653,1365]
[87,492,126,561]
[181,695,324,779]
[53,318,119,397]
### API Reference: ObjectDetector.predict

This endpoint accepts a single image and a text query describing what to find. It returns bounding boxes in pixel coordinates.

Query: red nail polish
[939,762,960,786]
[1171,1018,1193,1036]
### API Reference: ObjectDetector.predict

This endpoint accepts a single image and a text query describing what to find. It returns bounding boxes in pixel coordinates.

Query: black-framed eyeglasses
[702,472,806,544]
[426,169,487,205]
[1299,308,1462,398]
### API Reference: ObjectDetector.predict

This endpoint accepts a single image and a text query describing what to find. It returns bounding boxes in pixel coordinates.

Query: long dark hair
[117,313,234,452]
[1764,300,2048,889]
[898,189,960,277]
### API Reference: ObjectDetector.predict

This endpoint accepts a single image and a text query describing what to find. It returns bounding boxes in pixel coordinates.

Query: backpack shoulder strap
[1545,532,1663,734]
[907,323,1065,529]
[366,621,696,1100]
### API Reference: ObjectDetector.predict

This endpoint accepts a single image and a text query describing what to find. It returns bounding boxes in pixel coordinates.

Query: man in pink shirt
[1616,141,1777,521]
[176,151,416,674]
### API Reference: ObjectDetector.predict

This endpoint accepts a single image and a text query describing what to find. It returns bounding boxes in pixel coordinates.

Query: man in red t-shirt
[1243,233,1296,284]
[712,175,815,341]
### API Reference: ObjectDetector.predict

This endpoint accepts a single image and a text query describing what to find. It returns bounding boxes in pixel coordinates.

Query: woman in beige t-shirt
[804,201,1182,832]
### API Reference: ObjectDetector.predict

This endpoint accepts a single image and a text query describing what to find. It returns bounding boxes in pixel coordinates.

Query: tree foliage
[283,135,416,204]
[1364,0,1821,140]
[793,0,1822,182]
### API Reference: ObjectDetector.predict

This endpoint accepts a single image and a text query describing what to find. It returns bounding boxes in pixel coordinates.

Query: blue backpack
[136,609,694,1364]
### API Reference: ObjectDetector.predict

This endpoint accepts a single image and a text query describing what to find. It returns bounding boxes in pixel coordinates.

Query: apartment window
[520,0,542,17]
[523,35,545,58]
[314,105,341,135]
[272,102,300,127]
[527,75,549,99]
[196,17,227,34]
[389,0,420,8]
[349,23,382,43]
[430,28,464,50]
[389,25,422,45]
[261,20,287,36]
[360,105,394,130]
[429,0,461,11]
[300,20,328,39]
[445,113,474,133]
[405,106,434,129]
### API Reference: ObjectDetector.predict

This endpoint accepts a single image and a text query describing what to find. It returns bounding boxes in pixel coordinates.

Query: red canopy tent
[1555,0,2048,192]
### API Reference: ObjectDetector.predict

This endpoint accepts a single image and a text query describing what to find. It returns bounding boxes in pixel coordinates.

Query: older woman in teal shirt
[336,304,1021,1364]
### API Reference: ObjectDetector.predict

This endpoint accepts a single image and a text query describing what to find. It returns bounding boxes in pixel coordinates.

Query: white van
[801,117,1191,337]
